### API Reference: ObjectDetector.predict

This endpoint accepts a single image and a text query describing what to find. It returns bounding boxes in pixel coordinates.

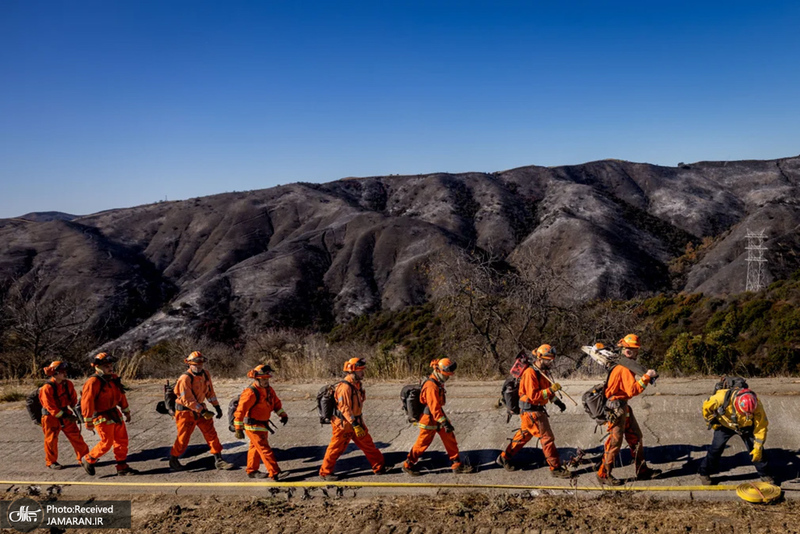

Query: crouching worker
[596,334,661,486]
[319,358,388,481]
[233,364,288,480]
[80,353,138,476]
[496,345,571,478]
[169,351,234,471]
[403,358,474,475]
[699,387,772,485]
[40,361,89,470]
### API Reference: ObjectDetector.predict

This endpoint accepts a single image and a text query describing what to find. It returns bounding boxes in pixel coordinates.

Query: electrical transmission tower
[745,230,768,292]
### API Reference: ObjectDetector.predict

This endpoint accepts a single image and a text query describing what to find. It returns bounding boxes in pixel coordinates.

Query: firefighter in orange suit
[233,364,288,480]
[39,361,89,470]
[597,334,661,485]
[80,353,138,476]
[169,351,234,471]
[403,358,474,475]
[496,345,572,477]
[319,358,388,481]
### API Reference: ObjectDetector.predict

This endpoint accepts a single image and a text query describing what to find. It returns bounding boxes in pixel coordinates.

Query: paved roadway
[1,378,799,499]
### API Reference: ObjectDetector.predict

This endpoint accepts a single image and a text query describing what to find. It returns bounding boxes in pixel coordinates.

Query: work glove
[550,383,562,394]
[280,414,288,426]
[442,420,455,433]
[553,398,567,413]
[706,417,720,430]
[353,424,366,438]
[201,409,214,420]
[85,422,94,432]
[124,412,132,423]
[646,369,658,379]
[215,405,223,419]
[750,443,763,463]
[235,428,244,440]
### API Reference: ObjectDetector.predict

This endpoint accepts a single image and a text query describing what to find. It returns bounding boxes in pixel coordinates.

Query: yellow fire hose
[0,479,738,491]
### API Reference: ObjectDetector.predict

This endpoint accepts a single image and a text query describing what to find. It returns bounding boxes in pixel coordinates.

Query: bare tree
[3,270,94,376]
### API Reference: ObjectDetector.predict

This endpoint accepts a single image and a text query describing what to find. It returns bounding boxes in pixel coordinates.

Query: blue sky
[2,1,799,218]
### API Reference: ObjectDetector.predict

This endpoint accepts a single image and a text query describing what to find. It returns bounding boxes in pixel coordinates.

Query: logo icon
[6,498,43,533]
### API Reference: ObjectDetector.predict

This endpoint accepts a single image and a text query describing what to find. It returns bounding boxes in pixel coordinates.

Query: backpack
[498,357,530,422]
[582,367,615,425]
[26,383,55,425]
[155,371,206,416]
[400,380,431,423]
[227,385,261,432]
[316,381,356,425]
[711,376,750,426]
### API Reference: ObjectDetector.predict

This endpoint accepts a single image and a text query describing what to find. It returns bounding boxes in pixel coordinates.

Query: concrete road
[1,378,799,498]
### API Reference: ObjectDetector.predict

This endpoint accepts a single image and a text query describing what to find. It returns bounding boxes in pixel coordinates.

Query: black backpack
[25,383,55,425]
[316,381,356,425]
[498,356,532,422]
[400,380,431,423]
[582,367,615,425]
[227,385,261,432]
[155,371,206,416]
[710,376,750,427]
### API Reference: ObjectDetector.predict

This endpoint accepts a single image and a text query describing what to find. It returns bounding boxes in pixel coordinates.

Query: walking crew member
[699,387,772,485]
[39,361,89,470]
[80,353,138,476]
[233,364,288,480]
[319,358,388,481]
[596,334,661,486]
[496,345,571,478]
[169,351,234,471]
[403,358,474,475]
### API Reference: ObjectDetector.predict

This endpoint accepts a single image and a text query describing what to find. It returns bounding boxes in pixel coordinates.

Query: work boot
[550,466,573,479]
[319,473,340,482]
[214,454,235,470]
[247,472,268,479]
[116,464,139,476]
[47,463,63,471]
[375,463,394,475]
[451,462,475,474]
[81,456,96,476]
[271,471,288,482]
[496,454,517,472]
[635,466,662,480]
[402,462,421,477]
[169,455,186,472]
[698,474,713,486]
[597,473,623,486]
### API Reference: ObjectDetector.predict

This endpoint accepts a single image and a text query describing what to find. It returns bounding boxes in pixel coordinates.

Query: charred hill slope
[1,155,798,352]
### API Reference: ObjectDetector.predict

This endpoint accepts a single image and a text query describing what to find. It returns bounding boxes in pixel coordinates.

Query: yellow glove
[550,383,562,393]
[353,424,366,438]
[750,444,763,463]
[201,409,214,420]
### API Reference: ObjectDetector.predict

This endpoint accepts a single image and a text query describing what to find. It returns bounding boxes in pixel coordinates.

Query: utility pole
[745,230,768,292]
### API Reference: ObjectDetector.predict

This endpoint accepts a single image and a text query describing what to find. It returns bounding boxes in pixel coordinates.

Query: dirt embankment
[129,492,798,534]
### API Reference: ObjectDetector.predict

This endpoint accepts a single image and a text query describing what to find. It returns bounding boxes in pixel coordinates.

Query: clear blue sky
[2,1,799,218]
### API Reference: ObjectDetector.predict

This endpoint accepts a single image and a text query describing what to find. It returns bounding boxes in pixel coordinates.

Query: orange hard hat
[617,334,641,349]
[343,357,367,372]
[43,361,68,376]
[431,358,457,376]
[92,352,117,366]
[247,364,274,379]
[185,351,206,365]
[534,344,557,360]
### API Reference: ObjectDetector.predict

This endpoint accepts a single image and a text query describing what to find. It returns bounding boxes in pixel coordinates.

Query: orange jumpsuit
[40,379,89,467]
[233,383,287,477]
[501,365,562,469]
[319,375,385,476]
[405,375,461,468]
[80,374,131,467]
[597,364,651,478]
[171,370,223,457]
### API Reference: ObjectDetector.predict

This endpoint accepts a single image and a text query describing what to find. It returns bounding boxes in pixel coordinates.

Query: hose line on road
[0,479,739,492]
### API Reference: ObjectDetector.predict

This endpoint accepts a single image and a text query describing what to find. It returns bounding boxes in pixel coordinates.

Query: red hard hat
[734,389,758,415]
